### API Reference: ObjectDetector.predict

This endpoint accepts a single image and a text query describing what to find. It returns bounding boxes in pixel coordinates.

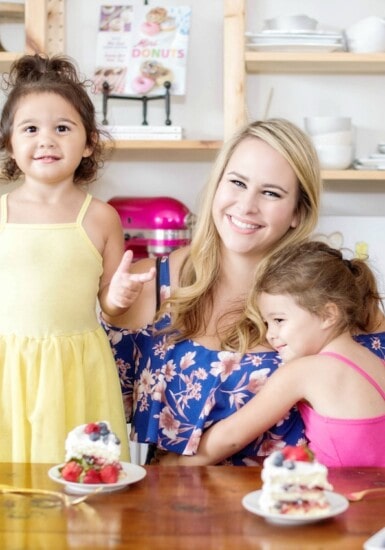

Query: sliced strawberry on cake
[59,421,123,484]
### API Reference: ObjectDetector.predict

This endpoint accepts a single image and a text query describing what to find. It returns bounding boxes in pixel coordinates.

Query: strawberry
[282,445,314,462]
[100,464,120,484]
[83,468,102,484]
[61,461,83,482]
[84,423,100,434]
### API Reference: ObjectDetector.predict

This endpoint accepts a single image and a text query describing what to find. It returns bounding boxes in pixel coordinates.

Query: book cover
[93,4,191,97]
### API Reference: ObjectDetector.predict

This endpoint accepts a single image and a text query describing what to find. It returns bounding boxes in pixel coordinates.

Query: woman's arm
[161,362,306,465]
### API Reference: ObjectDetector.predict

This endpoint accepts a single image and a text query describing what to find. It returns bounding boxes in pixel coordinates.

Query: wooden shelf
[0,0,25,70]
[108,139,222,151]
[245,51,385,73]
[0,52,20,71]
[0,3,24,21]
[322,170,385,181]
[0,0,64,73]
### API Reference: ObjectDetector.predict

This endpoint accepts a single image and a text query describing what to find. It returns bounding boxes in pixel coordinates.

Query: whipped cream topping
[65,421,121,463]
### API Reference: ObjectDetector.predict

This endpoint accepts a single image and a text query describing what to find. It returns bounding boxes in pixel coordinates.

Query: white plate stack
[246,14,346,52]
[353,143,385,170]
[245,30,346,52]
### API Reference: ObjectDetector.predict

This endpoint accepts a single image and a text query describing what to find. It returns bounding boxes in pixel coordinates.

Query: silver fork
[0,484,103,506]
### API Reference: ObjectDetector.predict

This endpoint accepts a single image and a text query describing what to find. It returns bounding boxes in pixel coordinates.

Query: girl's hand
[156,452,183,465]
[104,250,156,315]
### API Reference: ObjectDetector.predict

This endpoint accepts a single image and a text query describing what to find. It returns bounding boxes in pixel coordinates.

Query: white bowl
[311,130,353,147]
[345,16,385,53]
[315,144,353,170]
[264,14,318,31]
[304,116,351,136]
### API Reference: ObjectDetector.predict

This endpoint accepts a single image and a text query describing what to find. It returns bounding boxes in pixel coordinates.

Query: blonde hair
[251,240,383,337]
[158,118,322,351]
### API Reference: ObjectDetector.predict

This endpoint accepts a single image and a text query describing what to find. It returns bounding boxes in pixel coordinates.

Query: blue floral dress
[102,256,385,466]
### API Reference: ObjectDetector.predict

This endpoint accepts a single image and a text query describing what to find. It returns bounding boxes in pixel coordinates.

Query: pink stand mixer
[108,196,195,260]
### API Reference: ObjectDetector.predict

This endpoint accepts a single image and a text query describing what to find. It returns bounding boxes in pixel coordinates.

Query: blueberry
[271,451,284,467]
[283,459,295,470]
[89,431,101,441]
[114,436,121,445]
[99,422,109,435]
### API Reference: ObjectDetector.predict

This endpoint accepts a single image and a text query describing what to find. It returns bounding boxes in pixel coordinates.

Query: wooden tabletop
[0,463,384,549]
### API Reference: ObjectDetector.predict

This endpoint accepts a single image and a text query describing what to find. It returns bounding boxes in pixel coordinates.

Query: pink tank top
[298,351,385,467]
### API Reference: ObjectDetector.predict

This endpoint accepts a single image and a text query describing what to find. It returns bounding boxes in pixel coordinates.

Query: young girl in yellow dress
[0,53,154,463]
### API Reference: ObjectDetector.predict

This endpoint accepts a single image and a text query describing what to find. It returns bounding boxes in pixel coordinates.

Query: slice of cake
[60,421,122,484]
[259,445,333,516]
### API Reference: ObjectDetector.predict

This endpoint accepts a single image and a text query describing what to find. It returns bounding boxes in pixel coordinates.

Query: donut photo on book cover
[93,4,192,96]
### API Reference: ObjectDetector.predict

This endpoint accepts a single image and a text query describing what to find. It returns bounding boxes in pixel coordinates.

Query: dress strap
[0,193,8,225]
[158,256,171,289]
[155,256,171,312]
[76,193,92,224]
[319,351,385,400]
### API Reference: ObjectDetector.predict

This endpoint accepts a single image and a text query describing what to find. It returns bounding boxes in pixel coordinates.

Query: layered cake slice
[259,446,333,516]
[60,421,122,484]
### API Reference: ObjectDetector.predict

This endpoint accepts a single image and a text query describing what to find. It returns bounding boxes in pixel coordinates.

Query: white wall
[2,0,385,218]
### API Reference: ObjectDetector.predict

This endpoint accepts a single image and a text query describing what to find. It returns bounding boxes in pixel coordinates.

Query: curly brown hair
[0,53,108,183]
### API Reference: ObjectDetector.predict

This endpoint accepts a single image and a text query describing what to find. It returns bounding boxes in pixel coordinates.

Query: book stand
[101,80,172,126]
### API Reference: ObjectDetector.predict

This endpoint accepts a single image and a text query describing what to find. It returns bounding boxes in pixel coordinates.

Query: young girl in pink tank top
[161,241,385,467]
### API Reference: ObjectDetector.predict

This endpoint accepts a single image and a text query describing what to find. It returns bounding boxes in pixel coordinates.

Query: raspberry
[282,445,314,462]
[100,464,120,484]
[83,468,102,484]
[84,423,100,434]
[61,461,83,482]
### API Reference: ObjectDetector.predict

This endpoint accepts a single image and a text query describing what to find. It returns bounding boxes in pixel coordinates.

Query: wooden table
[0,463,384,549]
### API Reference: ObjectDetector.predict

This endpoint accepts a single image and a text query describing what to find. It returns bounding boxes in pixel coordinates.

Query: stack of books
[101,125,183,140]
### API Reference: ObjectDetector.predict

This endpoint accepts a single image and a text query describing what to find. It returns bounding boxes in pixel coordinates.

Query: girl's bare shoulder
[87,196,121,225]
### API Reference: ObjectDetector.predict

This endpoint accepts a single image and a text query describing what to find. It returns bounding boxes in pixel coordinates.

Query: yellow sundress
[0,193,129,463]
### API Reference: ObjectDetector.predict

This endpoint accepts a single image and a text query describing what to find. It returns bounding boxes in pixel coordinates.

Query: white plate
[364,526,385,549]
[48,462,147,495]
[246,31,344,41]
[246,43,344,53]
[242,490,349,525]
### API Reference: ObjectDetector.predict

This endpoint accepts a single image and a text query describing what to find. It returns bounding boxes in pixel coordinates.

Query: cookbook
[93,4,191,97]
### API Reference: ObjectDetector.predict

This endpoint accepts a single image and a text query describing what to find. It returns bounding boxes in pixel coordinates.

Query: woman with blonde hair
[103,118,384,465]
